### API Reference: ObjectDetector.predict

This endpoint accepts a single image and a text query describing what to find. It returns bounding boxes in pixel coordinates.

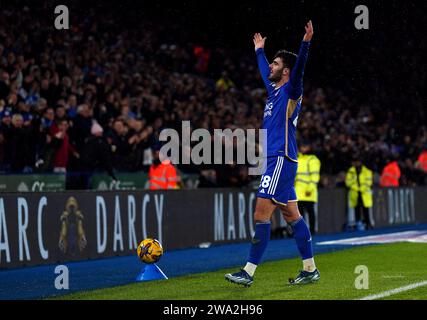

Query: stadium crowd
[0,3,425,189]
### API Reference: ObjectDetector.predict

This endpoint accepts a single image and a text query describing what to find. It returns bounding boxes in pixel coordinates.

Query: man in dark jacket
[9,114,34,172]
[69,104,93,152]
[0,110,13,171]
[107,118,133,171]
[77,122,116,189]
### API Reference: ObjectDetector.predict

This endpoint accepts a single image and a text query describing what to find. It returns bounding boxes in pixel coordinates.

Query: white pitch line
[359,280,427,300]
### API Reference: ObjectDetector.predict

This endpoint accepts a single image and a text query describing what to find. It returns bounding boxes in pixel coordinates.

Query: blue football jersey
[256,41,310,162]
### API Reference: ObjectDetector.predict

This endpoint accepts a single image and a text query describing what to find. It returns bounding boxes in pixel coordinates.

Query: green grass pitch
[53,242,427,300]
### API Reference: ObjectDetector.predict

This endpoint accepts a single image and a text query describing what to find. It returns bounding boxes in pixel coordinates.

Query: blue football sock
[291,216,313,260]
[247,221,271,265]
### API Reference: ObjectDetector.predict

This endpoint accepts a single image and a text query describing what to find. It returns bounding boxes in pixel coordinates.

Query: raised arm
[289,21,314,99]
[253,33,274,93]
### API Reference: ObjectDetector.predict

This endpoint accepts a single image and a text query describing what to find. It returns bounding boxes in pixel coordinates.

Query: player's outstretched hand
[253,33,267,51]
[303,20,314,42]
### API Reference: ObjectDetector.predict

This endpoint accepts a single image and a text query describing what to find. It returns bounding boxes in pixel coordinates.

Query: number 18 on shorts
[256,156,298,205]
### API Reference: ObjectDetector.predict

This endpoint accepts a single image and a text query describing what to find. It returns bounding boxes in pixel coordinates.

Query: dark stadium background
[0,0,425,187]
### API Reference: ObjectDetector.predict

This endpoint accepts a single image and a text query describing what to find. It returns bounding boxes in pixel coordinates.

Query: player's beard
[268,68,284,83]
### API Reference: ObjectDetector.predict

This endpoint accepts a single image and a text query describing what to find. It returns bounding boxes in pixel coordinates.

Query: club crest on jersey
[264,102,273,118]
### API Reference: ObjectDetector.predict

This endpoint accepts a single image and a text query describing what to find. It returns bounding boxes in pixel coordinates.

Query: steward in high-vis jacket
[148,146,180,190]
[345,158,373,230]
[379,160,400,187]
[295,144,321,234]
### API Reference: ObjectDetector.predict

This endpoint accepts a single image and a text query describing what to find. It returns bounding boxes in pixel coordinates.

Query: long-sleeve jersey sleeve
[288,41,310,99]
[256,48,275,95]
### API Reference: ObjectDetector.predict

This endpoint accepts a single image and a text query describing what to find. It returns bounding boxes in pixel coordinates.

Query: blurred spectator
[41,107,54,130]
[76,123,116,189]
[107,118,134,171]
[9,114,33,172]
[416,150,427,173]
[216,71,235,92]
[193,46,211,73]
[198,169,218,187]
[0,110,12,171]
[49,119,79,173]
[216,161,249,188]
[0,131,5,171]
[65,95,78,119]
[70,104,93,152]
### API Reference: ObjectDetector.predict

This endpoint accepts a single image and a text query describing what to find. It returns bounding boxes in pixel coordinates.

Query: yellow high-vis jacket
[345,165,373,208]
[295,153,321,202]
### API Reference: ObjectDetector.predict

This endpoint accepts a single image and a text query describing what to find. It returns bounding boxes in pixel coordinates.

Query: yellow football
[137,238,164,264]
